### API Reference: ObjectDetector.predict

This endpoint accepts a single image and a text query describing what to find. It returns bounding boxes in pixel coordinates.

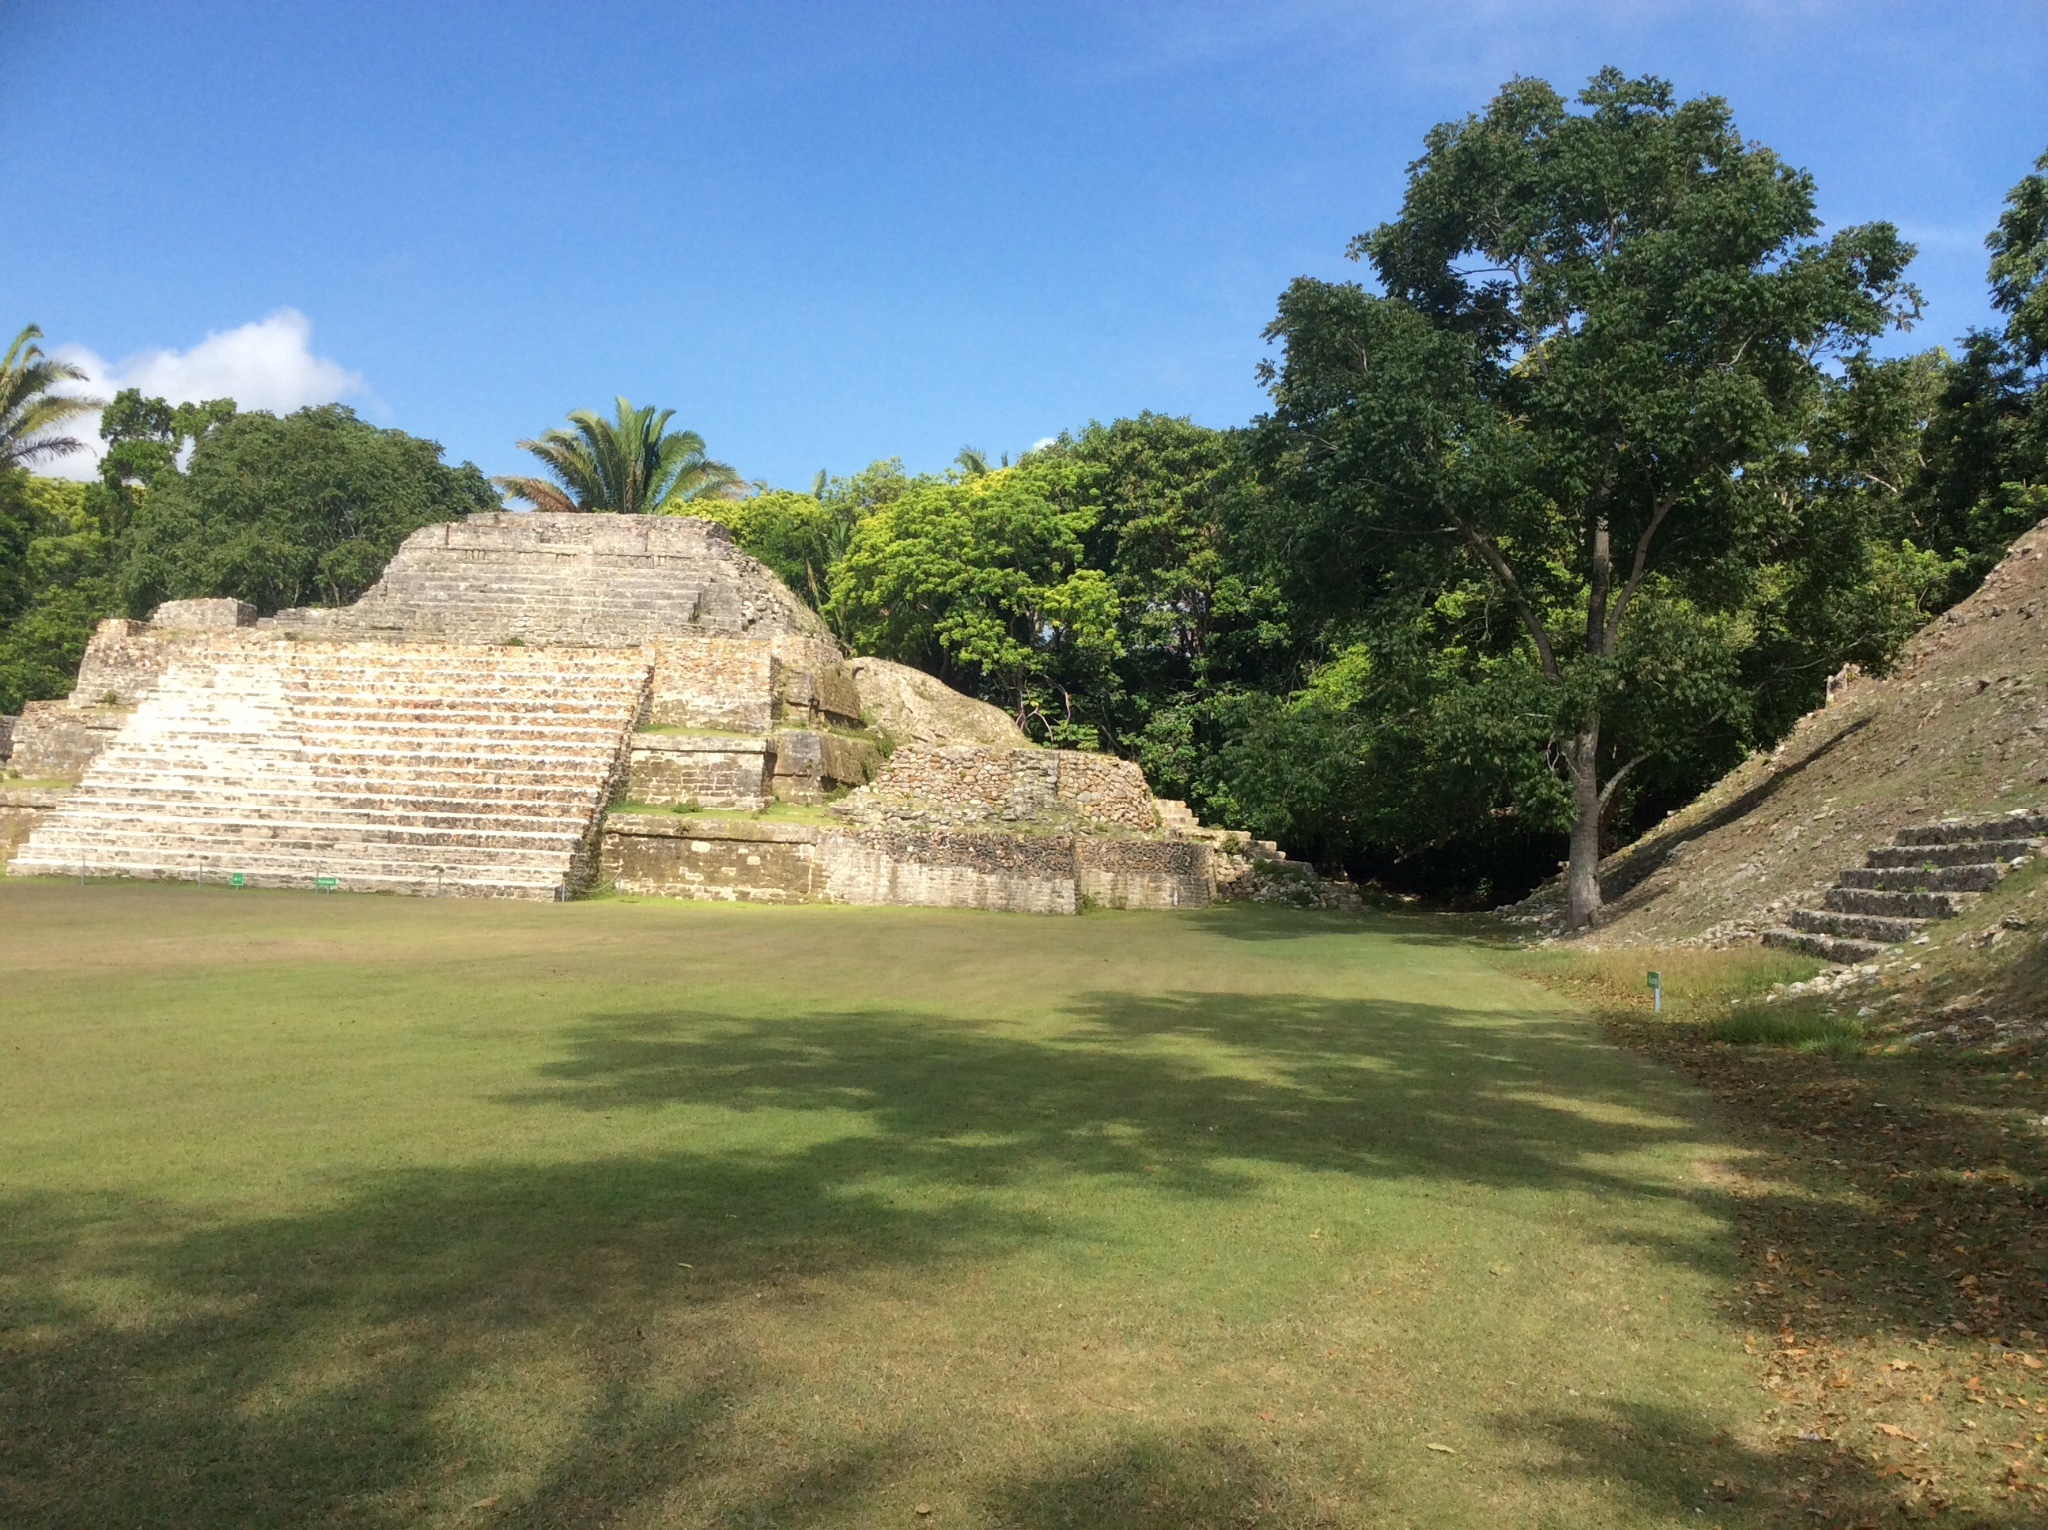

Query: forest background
[5,72,2046,908]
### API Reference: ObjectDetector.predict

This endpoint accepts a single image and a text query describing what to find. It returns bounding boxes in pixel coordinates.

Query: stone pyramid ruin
[2,513,1312,912]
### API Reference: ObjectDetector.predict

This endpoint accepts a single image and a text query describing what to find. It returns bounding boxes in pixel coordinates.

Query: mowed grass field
[4,883,1775,1528]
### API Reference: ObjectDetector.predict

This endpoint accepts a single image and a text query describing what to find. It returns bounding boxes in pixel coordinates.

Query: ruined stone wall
[1053,752,1159,831]
[602,815,822,902]
[8,701,130,779]
[1076,837,1214,910]
[843,745,1158,831]
[821,827,1078,913]
[268,514,835,646]
[0,786,65,863]
[627,735,775,809]
[597,814,1211,914]
[648,636,776,731]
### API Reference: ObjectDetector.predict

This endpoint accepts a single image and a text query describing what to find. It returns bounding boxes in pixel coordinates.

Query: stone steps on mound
[1761,809,2040,964]
[10,644,652,898]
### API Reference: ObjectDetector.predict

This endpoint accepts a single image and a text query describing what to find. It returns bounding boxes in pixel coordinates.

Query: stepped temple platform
[2,513,1307,911]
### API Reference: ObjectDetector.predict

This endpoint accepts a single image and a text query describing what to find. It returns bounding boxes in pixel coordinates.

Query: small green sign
[1646,971,1662,990]
[316,876,338,893]
[230,873,246,889]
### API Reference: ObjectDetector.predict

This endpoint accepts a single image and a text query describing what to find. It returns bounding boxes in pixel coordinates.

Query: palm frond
[490,474,579,514]
[0,322,101,471]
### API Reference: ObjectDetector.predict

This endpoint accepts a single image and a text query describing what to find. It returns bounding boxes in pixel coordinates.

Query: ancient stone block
[768,729,881,803]
[627,734,773,808]
[844,657,1025,746]
[8,700,130,780]
[152,598,257,630]
[601,813,822,901]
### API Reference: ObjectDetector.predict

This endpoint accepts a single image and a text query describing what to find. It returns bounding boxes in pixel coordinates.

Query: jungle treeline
[4,71,2045,909]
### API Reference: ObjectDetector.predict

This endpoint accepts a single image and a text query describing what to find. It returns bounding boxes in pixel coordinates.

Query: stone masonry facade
[4,512,1275,912]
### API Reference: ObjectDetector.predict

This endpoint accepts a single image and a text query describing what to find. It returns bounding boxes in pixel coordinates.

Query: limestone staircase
[9,641,652,898]
[1762,809,2047,963]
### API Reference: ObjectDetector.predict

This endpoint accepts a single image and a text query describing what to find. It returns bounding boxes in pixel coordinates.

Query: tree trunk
[1565,720,1603,929]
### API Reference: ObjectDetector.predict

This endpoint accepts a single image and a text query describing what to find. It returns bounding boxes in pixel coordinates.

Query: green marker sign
[230,873,246,889]
[1647,971,1663,1012]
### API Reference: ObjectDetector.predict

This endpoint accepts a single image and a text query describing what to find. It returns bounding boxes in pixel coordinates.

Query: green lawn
[4,882,1775,1528]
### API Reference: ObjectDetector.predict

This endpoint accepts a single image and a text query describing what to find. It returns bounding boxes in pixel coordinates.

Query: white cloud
[42,310,366,479]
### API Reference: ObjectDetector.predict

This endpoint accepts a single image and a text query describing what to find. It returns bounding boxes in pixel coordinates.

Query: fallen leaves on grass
[1604,1007,2048,1523]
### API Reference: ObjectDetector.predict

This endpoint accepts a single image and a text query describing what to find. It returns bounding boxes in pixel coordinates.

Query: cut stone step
[1866,839,2038,869]
[1822,886,1969,919]
[1894,812,2048,845]
[1788,907,1924,944]
[1838,863,2006,893]
[1763,928,1887,963]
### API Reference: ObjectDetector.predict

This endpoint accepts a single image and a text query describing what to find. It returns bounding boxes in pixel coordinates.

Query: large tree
[119,404,497,615]
[1247,70,1918,925]
[494,398,741,514]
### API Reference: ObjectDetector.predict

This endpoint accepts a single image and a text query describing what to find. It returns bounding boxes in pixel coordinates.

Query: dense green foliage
[119,405,498,615]
[706,83,2047,906]
[0,474,109,713]
[0,398,495,712]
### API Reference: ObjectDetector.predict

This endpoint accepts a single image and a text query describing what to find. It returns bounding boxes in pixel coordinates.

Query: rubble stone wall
[1076,837,1214,910]
[1054,752,1159,831]
[847,745,1158,830]
[8,700,132,779]
[648,636,776,731]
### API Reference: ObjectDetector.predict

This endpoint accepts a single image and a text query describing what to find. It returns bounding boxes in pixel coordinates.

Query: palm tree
[1,324,100,472]
[493,397,742,513]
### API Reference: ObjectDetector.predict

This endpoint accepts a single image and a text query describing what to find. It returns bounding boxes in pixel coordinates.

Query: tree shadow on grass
[500,990,1726,1243]
[6,981,1980,1527]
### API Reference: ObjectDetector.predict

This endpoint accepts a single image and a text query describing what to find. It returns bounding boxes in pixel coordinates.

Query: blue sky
[5,1,2045,488]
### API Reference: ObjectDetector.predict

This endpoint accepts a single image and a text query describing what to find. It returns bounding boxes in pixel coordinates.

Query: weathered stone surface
[602,813,822,902]
[152,598,257,630]
[649,636,777,732]
[598,814,1216,915]
[840,745,1157,831]
[627,734,774,809]
[8,700,131,780]
[1077,836,1214,910]
[0,713,13,763]
[769,729,881,802]
[267,514,831,645]
[0,786,67,864]
[10,640,652,897]
[844,657,1026,746]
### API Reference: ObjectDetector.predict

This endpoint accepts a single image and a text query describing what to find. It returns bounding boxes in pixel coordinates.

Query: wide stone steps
[1762,810,2039,965]
[1787,908,1924,944]
[10,643,651,899]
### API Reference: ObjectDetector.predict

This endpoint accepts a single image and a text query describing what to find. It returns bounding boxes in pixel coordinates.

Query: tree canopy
[1240,69,1919,924]
[119,404,497,615]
